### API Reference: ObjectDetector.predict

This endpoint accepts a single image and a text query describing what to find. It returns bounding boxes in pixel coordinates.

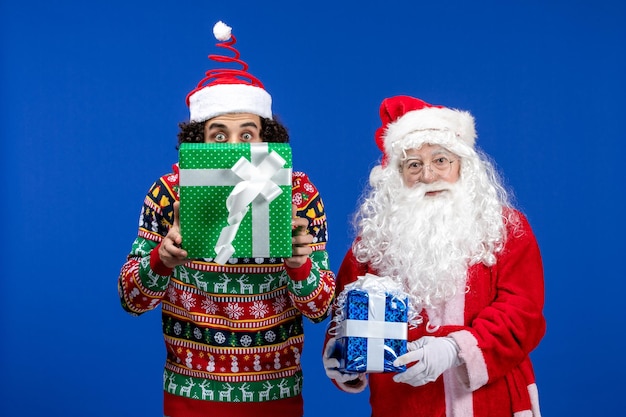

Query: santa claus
[324,95,545,417]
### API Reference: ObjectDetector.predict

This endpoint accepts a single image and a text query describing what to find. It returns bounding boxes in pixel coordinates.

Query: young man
[118,22,335,417]
[324,95,545,417]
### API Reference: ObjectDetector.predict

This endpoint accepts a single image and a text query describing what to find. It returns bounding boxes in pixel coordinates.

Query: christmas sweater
[327,210,545,417]
[118,164,336,416]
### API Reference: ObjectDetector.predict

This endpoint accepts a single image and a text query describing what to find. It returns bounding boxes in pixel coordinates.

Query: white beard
[353,171,503,309]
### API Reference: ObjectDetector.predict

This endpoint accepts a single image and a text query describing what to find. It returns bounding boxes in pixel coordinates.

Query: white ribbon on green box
[179,143,292,263]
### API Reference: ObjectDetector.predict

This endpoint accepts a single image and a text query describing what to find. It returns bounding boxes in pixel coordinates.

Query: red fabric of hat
[186,21,273,123]
[375,95,476,167]
[375,96,443,166]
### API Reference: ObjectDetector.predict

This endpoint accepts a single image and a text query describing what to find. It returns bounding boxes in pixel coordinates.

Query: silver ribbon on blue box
[333,273,413,373]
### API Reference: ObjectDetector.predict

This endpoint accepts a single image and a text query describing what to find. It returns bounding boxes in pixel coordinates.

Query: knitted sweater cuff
[150,243,174,276]
[284,257,312,281]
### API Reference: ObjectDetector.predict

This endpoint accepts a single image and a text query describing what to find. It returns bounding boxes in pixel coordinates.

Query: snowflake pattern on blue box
[339,289,408,373]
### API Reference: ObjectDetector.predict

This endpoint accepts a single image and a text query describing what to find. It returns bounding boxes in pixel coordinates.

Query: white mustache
[411,182,453,195]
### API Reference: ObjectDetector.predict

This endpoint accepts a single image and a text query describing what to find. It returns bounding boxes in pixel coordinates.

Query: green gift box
[178,142,293,263]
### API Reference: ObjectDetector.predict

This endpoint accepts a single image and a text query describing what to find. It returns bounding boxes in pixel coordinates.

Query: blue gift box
[336,288,409,373]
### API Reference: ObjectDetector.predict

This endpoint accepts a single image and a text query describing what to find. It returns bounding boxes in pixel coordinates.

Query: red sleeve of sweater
[284,257,312,281]
[150,243,174,276]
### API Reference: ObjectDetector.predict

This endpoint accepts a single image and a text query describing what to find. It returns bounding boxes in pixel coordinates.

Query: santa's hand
[323,337,368,393]
[392,336,461,387]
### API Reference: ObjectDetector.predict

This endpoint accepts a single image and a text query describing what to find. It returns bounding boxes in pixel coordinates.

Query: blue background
[2,1,624,415]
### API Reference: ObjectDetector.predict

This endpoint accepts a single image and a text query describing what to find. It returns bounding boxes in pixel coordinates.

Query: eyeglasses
[402,156,456,177]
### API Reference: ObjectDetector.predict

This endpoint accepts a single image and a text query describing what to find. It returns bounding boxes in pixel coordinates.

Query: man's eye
[433,157,449,166]
[242,133,253,141]
[214,133,227,142]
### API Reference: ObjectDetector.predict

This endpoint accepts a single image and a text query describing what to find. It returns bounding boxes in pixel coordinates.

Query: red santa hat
[186,21,273,123]
[375,95,476,166]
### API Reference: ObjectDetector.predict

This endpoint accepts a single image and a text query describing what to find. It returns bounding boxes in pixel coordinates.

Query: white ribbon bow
[179,143,291,264]
[213,146,287,263]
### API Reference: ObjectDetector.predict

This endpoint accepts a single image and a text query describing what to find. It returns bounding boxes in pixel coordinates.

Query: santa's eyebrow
[430,147,451,155]
[403,156,423,162]
[426,149,457,160]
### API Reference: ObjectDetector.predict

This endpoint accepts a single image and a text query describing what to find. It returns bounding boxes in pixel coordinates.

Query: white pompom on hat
[186,21,272,123]
[375,95,476,166]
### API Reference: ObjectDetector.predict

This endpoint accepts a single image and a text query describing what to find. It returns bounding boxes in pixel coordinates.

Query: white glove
[323,337,368,393]
[392,336,461,387]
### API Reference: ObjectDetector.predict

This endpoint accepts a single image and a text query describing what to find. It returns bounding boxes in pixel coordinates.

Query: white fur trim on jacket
[449,329,489,392]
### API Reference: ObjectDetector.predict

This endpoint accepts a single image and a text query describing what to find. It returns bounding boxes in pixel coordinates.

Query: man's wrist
[150,243,174,276]
[284,257,312,281]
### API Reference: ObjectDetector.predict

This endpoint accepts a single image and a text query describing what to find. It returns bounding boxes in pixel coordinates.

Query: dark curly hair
[176,115,289,149]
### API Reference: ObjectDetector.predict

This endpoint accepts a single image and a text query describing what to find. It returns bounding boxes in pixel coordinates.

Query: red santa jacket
[328,210,545,417]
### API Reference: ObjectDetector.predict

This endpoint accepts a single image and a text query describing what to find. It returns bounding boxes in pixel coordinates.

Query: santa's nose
[418,166,438,184]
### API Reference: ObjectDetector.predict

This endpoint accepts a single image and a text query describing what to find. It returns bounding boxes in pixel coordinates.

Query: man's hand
[284,205,313,268]
[158,201,188,268]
